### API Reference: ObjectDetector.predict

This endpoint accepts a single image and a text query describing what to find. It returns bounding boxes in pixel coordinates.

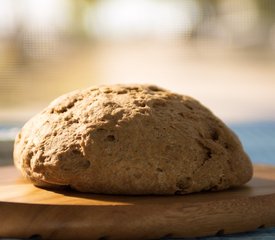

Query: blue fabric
[230,122,275,166]
[174,228,275,239]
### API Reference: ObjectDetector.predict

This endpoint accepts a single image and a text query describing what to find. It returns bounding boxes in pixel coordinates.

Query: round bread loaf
[14,85,253,194]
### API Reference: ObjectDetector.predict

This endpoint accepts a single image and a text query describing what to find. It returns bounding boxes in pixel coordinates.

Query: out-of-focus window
[0,0,275,165]
[1,0,275,124]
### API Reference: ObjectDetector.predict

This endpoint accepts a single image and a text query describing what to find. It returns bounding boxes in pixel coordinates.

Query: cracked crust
[13,84,253,195]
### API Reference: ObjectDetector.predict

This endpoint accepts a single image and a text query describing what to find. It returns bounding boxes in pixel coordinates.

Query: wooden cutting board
[1,165,275,240]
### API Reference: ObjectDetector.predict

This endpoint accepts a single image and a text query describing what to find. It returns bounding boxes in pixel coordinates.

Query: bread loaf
[14,85,253,194]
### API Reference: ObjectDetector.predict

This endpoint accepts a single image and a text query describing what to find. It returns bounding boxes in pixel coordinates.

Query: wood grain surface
[1,165,275,240]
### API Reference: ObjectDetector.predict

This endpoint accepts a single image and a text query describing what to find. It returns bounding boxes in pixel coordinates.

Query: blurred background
[0,0,275,166]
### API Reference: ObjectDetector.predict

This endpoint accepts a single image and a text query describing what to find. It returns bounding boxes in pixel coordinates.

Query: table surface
[1,121,275,239]
[1,165,275,240]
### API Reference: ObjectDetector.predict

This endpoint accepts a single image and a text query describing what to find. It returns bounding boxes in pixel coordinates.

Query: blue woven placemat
[230,122,275,166]
[168,227,275,239]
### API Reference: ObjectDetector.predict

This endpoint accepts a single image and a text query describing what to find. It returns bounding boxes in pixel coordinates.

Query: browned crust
[13,84,253,194]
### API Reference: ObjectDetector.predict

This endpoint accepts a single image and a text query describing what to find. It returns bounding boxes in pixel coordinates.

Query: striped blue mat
[182,227,275,240]
[230,122,275,166]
